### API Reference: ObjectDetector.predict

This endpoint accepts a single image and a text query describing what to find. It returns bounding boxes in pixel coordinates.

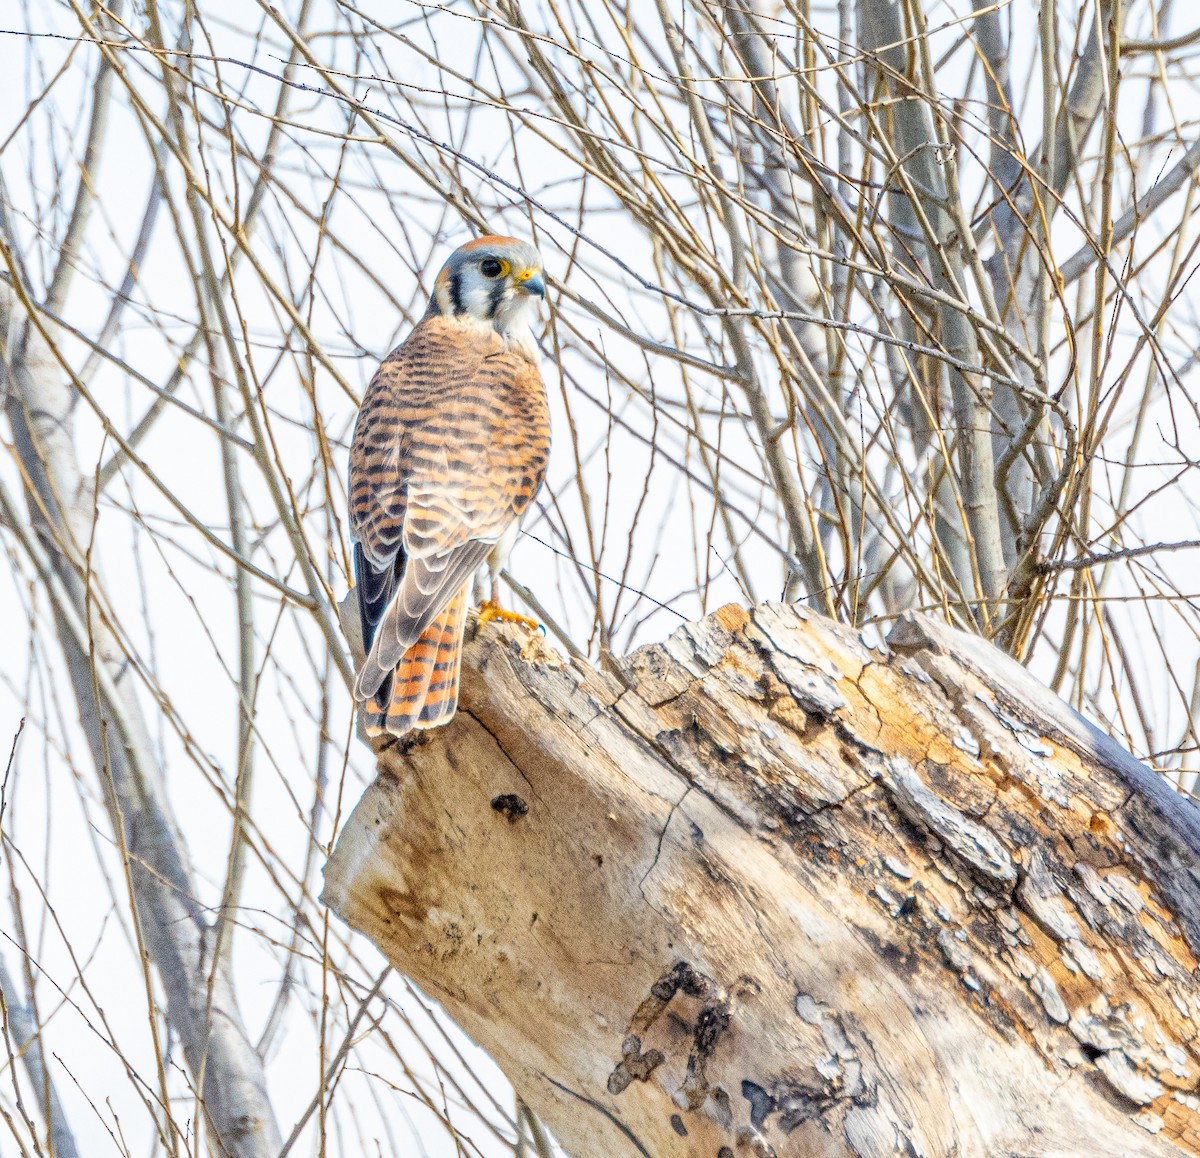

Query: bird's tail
[363,583,468,738]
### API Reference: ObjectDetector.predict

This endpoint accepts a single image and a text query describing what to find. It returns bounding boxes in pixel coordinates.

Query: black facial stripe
[449,267,465,315]
[487,275,505,318]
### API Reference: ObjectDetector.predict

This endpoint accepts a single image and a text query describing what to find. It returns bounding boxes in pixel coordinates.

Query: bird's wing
[349,316,549,699]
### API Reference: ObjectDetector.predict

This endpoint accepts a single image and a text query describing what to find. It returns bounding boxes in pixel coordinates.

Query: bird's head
[429,235,545,336]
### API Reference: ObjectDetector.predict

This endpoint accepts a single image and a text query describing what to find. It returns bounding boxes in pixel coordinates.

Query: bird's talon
[478,600,541,632]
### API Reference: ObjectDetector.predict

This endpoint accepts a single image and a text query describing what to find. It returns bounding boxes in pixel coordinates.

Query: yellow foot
[478,600,542,633]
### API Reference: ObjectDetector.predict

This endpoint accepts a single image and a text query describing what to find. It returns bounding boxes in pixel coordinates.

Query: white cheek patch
[464,281,493,318]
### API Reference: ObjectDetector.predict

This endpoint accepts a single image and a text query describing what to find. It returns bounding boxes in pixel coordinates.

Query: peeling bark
[324,602,1200,1156]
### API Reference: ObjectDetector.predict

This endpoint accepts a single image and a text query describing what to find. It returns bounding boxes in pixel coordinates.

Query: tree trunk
[0,282,282,1156]
[323,602,1200,1157]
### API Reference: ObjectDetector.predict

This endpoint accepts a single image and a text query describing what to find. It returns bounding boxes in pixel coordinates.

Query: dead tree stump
[323,602,1200,1156]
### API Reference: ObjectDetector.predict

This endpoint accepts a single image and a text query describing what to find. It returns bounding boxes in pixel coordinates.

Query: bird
[348,235,550,738]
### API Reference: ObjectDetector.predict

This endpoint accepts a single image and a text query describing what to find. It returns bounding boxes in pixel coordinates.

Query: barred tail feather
[363,584,468,738]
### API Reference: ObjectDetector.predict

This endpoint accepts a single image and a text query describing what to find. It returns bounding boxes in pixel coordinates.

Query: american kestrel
[349,235,550,737]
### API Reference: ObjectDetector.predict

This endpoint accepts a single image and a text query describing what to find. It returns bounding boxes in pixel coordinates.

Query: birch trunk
[324,602,1200,1157]
[0,282,282,1156]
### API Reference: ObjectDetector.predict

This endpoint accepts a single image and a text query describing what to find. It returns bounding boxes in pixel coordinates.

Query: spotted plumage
[349,236,550,737]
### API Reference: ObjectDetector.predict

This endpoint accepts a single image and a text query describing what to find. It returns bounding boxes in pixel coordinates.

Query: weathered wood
[323,602,1200,1156]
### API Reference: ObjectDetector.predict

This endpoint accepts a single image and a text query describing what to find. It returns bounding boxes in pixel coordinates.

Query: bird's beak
[518,271,545,298]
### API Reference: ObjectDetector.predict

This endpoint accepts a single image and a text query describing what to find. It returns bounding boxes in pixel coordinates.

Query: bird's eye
[480,258,506,278]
